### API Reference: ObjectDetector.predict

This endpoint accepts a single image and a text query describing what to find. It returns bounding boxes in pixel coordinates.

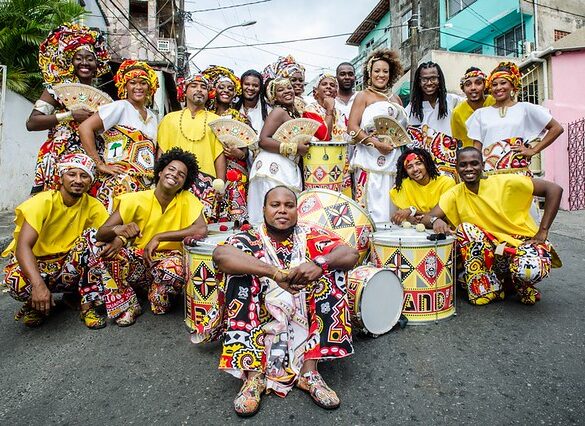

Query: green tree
[0,0,86,100]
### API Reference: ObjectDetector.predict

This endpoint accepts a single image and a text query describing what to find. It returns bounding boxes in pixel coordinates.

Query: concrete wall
[0,90,44,210]
[525,0,585,50]
[542,50,585,210]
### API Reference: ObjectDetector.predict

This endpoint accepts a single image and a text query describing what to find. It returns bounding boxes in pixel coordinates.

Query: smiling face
[72,49,98,83]
[126,78,150,105]
[405,158,430,185]
[263,187,298,231]
[185,81,209,107]
[336,64,355,91]
[490,77,514,102]
[288,71,305,96]
[158,160,187,193]
[371,60,390,89]
[274,81,295,107]
[314,77,337,102]
[462,76,486,102]
[419,66,440,97]
[242,75,261,102]
[456,150,484,185]
[60,168,92,198]
[215,80,236,106]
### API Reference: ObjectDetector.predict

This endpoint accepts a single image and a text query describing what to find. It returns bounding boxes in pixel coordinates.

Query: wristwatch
[408,206,417,217]
[313,256,329,273]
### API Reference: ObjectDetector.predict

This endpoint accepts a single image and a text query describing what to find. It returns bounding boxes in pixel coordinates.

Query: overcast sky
[182,0,379,81]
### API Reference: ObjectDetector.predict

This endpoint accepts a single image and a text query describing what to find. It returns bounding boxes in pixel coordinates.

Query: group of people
[1,23,565,417]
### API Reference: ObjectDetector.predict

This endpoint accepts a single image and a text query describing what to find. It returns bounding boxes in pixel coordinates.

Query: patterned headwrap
[315,73,338,89]
[38,23,110,86]
[460,69,487,89]
[266,77,292,103]
[403,152,421,168]
[262,55,305,83]
[114,60,159,99]
[176,73,209,103]
[58,153,96,181]
[487,61,522,91]
[202,65,242,99]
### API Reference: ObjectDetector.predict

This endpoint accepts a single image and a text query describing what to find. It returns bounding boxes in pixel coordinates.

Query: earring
[510,91,516,99]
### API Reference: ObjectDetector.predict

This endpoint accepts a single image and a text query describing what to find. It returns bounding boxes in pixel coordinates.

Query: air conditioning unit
[157,39,171,52]
[523,41,534,55]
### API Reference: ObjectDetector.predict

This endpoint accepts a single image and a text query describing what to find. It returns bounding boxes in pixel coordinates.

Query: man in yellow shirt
[157,73,226,221]
[450,67,496,147]
[422,147,562,306]
[2,154,109,329]
[96,148,208,326]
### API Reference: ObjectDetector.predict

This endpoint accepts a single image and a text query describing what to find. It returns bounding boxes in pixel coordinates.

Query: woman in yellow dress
[390,147,455,224]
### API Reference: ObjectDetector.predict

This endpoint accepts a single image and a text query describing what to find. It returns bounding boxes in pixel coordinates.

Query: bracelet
[116,235,128,245]
[408,206,417,217]
[279,141,298,157]
[357,135,373,145]
[55,111,73,123]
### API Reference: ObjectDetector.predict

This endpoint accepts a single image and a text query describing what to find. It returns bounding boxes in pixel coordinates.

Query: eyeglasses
[420,76,439,84]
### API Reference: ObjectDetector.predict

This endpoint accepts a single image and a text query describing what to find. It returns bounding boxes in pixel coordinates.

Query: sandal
[115,303,142,327]
[15,304,46,328]
[470,290,505,306]
[234,374,266,417]
[80,307,106,330]
[296,370,340,410]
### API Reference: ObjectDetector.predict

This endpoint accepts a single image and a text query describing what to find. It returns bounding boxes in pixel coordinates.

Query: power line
[183,0,271,12]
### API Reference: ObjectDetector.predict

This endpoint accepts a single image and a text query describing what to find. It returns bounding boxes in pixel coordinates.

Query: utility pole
[410,0,419,91]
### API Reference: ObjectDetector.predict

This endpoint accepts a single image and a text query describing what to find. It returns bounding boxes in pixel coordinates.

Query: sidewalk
[0,208,583,254]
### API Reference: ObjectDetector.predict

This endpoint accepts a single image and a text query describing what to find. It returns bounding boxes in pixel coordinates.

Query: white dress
[405,93,461,136]
[350,101,401,223]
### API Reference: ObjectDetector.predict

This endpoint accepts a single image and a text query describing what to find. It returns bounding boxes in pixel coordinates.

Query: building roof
[550,26,585,51]
[346,0,390,46]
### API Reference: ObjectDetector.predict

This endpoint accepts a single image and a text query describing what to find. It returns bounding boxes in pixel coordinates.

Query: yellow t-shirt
[450,95,496,147]
[157,109,224,177]
[114,189,204,251]
[2,190,108,257]
[390,175,456,212]
[438,174,537,247]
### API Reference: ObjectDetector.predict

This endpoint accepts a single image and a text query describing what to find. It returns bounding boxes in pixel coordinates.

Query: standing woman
[467,62,563,175]
[263,55,307,112]
[202,65,250,223]
[28,24,110,194]
[247,78,309,224]
[79,60,159,212]
[347,48,405,223]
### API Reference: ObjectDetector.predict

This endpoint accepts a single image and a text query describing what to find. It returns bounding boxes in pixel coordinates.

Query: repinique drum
[371,228,456,324]
[303,141,348,193]
[184,233,230,333]
[297,188,376,264]
[347,265,403,336]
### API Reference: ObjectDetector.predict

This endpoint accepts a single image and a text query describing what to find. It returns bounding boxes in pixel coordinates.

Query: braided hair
[394,147,440,191]
[234,69,270,123]
[409,61,448,121]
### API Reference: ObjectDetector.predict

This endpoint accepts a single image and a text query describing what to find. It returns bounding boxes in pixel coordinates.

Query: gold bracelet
[357,135,372,145]
[55,111,73,123]
[116,235,128,245]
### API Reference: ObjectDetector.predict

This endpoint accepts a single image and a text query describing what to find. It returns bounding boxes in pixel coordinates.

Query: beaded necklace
[366,85,391,100]
[179,108,207,143]
[280,104,300,119]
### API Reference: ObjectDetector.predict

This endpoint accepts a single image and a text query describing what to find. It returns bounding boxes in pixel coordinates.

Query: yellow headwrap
[114,60,159,99]
[487,61,522,91]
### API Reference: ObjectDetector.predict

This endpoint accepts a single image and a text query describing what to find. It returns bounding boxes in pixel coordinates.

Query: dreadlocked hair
[363,48,403,89]
[154,147,199,190]
[409,62,448,121]
[234,69,270,123]
[394,147,440,191]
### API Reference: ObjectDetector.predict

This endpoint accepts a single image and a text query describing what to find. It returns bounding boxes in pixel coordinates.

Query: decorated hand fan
[373,115,411,147]
[52,83,113,112]
[273,118,320,146]
[209,118,257,148]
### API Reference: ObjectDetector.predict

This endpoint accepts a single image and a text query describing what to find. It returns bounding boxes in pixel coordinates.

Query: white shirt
[335,92,357,125]
[239,101,270,134]
[466,102,552,148]
[98,100,158,141]
[405,93,462,136]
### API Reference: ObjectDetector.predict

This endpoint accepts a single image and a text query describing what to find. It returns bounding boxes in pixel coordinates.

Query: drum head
[361,270,403,335]
[184,233,231,255]
[373,228,454,247]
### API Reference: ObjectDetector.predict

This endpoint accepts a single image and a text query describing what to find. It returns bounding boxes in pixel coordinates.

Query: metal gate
[568,117,585,211]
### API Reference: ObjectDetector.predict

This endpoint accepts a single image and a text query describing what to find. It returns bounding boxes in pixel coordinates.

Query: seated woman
[79,60,159,212]
[390,148,455,224]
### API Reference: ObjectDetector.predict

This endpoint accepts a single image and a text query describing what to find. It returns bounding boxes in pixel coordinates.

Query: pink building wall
[543,50,585,210]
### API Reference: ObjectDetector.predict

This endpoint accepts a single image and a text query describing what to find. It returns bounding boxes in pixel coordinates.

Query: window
[469,46,482,54]
[129,0,149,29]
[554,29,570,41]
[447,0,478,19]
[365,39,375,50]
[401,9,412,43]
[495,24,524,57]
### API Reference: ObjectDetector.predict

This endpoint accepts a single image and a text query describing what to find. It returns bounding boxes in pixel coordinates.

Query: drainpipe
[533,0,539,50]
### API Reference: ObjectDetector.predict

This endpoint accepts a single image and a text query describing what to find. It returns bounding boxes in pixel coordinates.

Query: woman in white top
[80,60,159,212]
[466,61,563,174]
[347,48,405,223]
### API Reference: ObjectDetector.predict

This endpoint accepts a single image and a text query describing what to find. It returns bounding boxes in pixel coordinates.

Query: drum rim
[183,234,230,254]
[307,141,348,146]
[298,188,377,232]
[372,229,454,246]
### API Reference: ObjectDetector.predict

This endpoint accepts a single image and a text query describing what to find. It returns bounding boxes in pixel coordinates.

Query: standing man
[158,74,226,220]
[96,148,208,326]
[450,67,496,147]
[334,62,356,126]
[2,154,109,329]
[422,147,562,306]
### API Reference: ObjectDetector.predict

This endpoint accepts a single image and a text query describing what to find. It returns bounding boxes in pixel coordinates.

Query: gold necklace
[179,109,207,143]
[499,106,508,118]
[367,86,390,100]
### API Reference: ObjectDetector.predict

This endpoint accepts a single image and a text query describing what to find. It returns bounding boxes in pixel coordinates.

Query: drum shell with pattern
[347,265,403,336]
[183,234,230,332]
[303,141,349,194]
[371,229,456,324]
[297,188,376,264]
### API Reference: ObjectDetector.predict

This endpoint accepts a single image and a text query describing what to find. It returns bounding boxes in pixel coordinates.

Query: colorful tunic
[198,225,353,396]
[91,100,158,212]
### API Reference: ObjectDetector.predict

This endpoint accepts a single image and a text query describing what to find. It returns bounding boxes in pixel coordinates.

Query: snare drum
[297,188,376,264]
[371,228,456,324]
[303,141,350,195]
[184,234,230,333]
[347,265,403,336]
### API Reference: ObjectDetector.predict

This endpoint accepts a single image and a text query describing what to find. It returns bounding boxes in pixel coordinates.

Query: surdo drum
[303,141,349,194]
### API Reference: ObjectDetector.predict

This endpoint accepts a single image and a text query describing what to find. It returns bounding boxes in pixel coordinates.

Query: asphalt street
[0,226,584,425]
